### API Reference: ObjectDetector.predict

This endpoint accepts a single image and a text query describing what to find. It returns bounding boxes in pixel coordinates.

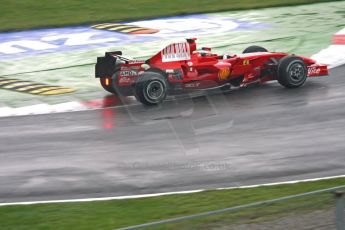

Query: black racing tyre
[100,77,116,94]
[277,56,307,88]
[242,45,268,53]
[135,71,168,106]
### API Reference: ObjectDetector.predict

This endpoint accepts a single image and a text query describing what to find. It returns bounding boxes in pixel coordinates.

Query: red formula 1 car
[95,38,328,105]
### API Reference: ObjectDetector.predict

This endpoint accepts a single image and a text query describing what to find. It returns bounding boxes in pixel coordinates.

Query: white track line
[0,190,203,207]
[0,100,140,118]
[216,174,345,190]
[0,174,344,207]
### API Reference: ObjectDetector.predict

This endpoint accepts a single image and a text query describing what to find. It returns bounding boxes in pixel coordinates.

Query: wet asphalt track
[0,65,345,203]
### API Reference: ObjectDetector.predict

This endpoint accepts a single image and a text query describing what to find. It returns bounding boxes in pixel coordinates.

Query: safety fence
[119,185,345,230]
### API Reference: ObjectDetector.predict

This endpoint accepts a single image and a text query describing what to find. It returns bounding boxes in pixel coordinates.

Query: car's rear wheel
[277,56,307,88]
[242,45,268,53]
[135,71,168,106]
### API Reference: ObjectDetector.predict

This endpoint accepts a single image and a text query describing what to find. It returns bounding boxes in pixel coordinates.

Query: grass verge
[0,177,344,230]
[0,0,341,32]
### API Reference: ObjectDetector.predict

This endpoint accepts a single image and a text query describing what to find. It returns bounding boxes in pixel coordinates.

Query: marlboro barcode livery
[161,42,191,62]
[95,38,328,105]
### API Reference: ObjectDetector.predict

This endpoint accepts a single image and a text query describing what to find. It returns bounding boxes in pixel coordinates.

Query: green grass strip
[0,0,341,32]
[0,177,344,230]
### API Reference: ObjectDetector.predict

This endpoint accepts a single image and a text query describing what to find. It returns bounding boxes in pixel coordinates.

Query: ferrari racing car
[95,38,328,105]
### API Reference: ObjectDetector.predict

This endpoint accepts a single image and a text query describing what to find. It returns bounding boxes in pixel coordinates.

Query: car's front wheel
[277,56,307,88]
[135,71,168,106]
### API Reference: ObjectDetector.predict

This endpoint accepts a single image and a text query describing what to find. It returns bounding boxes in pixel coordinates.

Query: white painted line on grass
[0,190,203,207]
[0,174,344,207]
[216,174,345,190]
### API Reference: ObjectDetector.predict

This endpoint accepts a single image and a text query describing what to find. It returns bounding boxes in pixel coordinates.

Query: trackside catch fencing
[118,185,345,230]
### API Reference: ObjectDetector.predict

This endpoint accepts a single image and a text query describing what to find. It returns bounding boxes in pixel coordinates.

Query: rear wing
[95,51,146,78]
[95,51,123,78]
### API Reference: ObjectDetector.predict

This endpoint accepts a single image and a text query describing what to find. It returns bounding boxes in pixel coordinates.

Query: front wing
[307,64,328,77]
